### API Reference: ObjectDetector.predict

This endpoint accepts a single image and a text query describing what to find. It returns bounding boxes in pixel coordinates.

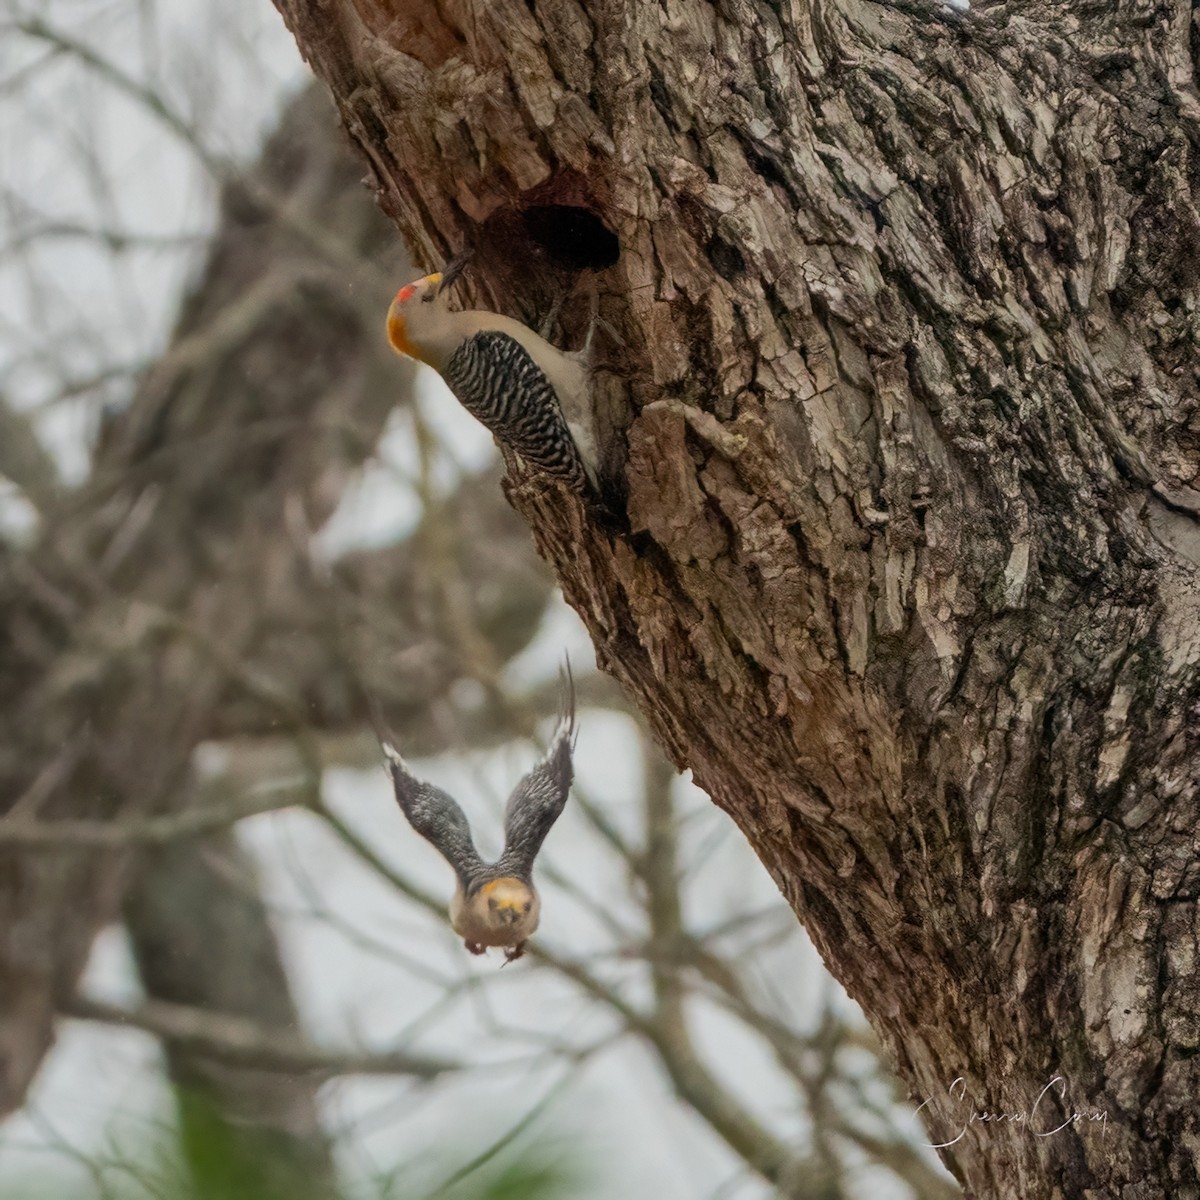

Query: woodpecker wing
[442,330,591,494]
[495,668,576,882]
[383,744,485,891]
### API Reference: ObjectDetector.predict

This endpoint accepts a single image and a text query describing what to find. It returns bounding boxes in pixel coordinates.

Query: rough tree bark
[271,1,1200,1195]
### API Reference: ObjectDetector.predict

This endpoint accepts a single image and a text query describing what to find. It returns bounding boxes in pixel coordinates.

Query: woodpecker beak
[439,249,471,292]
[496,902,522,926]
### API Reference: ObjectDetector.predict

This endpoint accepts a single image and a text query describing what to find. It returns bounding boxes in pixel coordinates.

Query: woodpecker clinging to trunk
[381,669,576,963]
[385,262,602,498]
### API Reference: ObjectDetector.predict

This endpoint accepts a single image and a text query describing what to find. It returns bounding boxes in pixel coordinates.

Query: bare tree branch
[64,994,459,1080]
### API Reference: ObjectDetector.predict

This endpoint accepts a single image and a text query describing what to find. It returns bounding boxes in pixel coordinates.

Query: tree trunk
[272,1,1200,1194]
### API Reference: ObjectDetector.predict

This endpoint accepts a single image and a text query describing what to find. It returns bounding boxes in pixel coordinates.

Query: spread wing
[494,666,577,882]
[442,330,590,493]
[382,744,485,891]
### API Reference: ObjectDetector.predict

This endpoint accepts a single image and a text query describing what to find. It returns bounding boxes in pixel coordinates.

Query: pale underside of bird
[382,672,576,963]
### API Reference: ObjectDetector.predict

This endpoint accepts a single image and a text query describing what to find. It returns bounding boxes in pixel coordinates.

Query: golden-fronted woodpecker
[385,265,601,496]
[381,671,576,963]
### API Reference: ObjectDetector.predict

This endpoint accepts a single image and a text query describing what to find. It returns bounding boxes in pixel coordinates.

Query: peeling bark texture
[0,85,553,1115]
[273,1,1200,1194]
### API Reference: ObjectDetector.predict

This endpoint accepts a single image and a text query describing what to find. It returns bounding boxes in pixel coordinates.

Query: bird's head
[386,252,471,366]
[478,876,537,929]
[386,272,446,365]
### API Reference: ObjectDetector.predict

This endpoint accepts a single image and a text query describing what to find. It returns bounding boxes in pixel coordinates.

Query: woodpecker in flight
[381,671,576,963]
[385,261,602,498]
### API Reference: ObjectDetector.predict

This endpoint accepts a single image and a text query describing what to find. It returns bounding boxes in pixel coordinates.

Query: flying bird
[381,671,576,962]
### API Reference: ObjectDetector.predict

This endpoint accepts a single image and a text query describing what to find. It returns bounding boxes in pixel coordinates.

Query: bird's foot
[502,942,526,965]
[581,283,599,358]
[540,280,620,359]
[538,284,572,341]
[580,283,624,359]
[464,940,486,956]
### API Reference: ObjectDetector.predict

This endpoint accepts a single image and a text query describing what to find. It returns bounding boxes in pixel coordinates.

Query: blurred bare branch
[0,391,61,513]
[64,995,459,1081]
[0,790,303,847]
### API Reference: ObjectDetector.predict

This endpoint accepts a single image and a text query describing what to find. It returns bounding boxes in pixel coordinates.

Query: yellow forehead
[481,877,527,898]
[393,272,442,306]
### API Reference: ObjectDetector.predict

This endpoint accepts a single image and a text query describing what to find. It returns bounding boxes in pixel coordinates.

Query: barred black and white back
[443,330,592,495]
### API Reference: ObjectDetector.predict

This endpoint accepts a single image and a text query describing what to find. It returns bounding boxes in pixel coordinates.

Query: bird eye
[523,902,532,912]
[420,291,434,303]
[488,898,497,910]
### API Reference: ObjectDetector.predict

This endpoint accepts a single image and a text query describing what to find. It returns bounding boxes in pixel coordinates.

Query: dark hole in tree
[521,205,620,270]
[709,236,745,281]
